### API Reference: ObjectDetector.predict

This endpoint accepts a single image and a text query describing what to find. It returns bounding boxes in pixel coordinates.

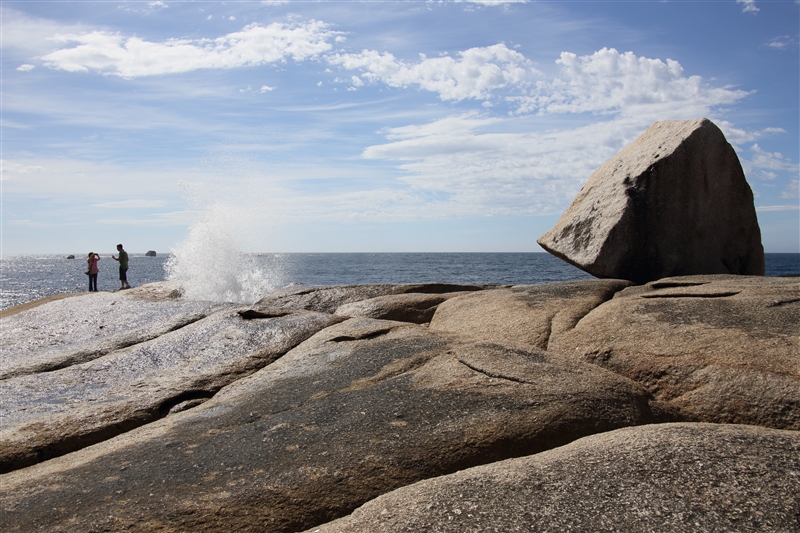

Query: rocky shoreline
[1,275,798,532]
[2,118,797,531]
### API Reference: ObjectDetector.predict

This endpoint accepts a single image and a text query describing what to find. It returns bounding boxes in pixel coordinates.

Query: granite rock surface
[0,275,796,532]
[305,423,800,533]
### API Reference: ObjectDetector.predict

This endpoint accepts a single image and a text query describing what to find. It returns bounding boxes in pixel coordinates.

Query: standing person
[111,244,131,289]
[87,252,100,292]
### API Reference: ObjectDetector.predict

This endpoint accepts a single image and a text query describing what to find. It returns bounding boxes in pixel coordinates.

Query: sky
[1,0,798,255]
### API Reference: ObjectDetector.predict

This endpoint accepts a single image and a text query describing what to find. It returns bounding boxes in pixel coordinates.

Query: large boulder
[305,423,800,533]
[0,318,670,533]
[538,118,764,283]
[548,275,800,429]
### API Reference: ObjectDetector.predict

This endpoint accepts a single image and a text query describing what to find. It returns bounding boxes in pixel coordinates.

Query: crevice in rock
[238,309,292,319]
[649,281,709,289]
[641,291,740,299]
[553,284,632,348]
[457,358,534,385]
[160,390,218,415]
[329,328,394,343]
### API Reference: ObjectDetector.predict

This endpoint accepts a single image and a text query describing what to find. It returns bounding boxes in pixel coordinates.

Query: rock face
[0,317,666,533]
[0,276,797,532]
[306,423,800,533]
[0,306,343,473]
[549,275,800,430]
[429,279,632,351]
[335,292,467,324]
[537,119,764,283]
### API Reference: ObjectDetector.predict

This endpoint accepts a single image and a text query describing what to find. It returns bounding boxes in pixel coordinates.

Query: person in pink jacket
[87,252,100,292]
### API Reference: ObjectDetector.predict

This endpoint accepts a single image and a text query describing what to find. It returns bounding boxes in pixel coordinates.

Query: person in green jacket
[112,243,131,289]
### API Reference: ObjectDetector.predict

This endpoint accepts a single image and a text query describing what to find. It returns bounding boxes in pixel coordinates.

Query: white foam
[165,204,282,303]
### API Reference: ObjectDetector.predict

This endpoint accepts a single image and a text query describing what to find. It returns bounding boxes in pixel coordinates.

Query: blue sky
[2,0,798,255]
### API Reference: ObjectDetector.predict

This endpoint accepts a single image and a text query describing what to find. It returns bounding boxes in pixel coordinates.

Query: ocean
[1,252,798,311]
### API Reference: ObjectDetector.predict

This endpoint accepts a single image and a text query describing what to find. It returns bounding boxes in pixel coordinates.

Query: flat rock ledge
[1,276,797,532]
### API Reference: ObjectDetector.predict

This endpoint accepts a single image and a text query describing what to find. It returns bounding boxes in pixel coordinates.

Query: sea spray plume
[165,204,281,303]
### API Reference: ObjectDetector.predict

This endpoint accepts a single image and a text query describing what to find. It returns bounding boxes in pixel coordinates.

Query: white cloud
[327,43,537,101]
[360,113,651,218]
[749,144,800,172]
[42,20,340,77]
[766,36,797,49]
[260,85,276,92]
[148,1,168,9]
[355,48,770,219]
[737,0,759,13]
[16,64,34,71]
[757,204,799,211]
[781,180,799,199]
[513,48,749,117]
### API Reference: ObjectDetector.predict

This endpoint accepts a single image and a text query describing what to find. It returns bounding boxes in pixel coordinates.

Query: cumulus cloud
[42,20,340,77]
[16,64,34,71]
[327,44,536,101]
[737,0,759,13]
[357,48,765,219]
[512,48,749,117]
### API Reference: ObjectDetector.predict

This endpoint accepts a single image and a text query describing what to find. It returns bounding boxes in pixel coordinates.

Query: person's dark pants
[89,273,98,292]
[119,267,128,282]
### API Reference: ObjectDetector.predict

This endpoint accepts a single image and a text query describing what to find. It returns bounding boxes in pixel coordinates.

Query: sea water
[1,252,797,311]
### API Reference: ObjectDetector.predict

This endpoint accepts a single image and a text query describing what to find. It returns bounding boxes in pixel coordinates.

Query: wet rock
[335,292,467,324]
[548,275,800,429]
[255,283,491,314]
[0,283,225,380]
[0,318,668,533]
[430,279,632,350]
[305,423,800,533]
[0,308,343,473]
[538,119,764,283]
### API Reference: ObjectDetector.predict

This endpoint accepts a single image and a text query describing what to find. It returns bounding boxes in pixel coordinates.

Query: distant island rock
[65,255,75,259]
[145,250,157,257]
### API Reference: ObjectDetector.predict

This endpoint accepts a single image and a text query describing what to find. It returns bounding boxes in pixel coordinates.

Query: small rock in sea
[66,255,75,259]
[145,250,157,257]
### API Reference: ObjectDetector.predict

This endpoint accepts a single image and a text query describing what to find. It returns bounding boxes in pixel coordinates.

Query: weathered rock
[335,292,468,324]
[255,282,492,314]
[0,318,670,533]
[0,283,224,380]
[538,119,764,283]
[0,307,343,473]
[549,275,800,429]
[145,250,157,257]
[305,423,800,533]
[429,279,632,350]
